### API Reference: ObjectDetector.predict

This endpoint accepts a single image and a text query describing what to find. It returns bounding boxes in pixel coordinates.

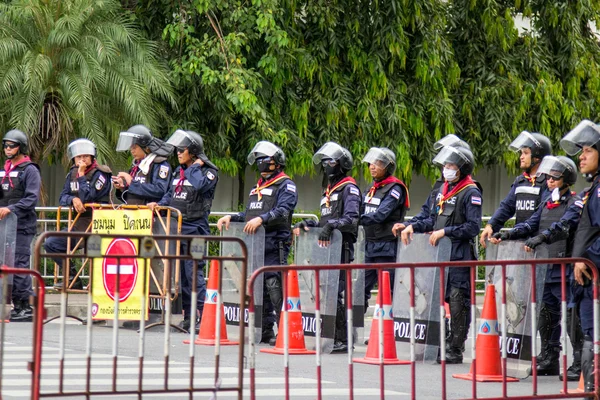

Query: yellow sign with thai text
[91,209,152,320]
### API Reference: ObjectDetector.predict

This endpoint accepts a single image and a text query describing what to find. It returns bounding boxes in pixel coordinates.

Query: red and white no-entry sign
[102,238,139,302]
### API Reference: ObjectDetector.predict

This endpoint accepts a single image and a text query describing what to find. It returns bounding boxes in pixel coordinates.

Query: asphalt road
[0,316,586,400]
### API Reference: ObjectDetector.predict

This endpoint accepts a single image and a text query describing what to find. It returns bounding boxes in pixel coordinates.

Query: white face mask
[443,167,459,181]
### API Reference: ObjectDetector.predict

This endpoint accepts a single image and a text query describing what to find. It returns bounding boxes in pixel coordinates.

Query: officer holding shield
[402,145,482,364]
[546,120,600,394]
[44,139,112,290]
[480,131,552,247]
[493,155,584,379]
[148,129,218,332]
[360,148,410,311]
[0,130,41,322]
[113,125,172,205]
[293,142,361,353]
[217,141,297,344]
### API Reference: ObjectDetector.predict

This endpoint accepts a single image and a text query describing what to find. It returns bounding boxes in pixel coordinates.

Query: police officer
[148,129,218,332]
[552,120,600,394]
[113,125,172,205]
[0,130,41,322]
[480,131,552,248]
[293,142,361,353]
[44,139,112,290]
[217,141,297,345]
[394,134,471,231]
[360,148,410,311]
[493,155,583,378]
[401,145,482,364]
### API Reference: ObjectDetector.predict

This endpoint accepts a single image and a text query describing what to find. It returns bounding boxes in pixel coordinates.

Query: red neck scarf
[254,172,289,200]
[366,176,410,208]
[523,172,536,186]
[130,159,141,177]
[2,156,31,188]
[324,176,356,207]
[175,167,186,194]
[437,175,476,214]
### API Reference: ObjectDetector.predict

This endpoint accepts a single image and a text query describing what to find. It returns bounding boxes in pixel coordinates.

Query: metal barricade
[28,231,248,400]
[247,257,600,400]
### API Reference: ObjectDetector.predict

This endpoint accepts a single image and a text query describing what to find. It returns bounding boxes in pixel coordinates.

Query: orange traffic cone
[261,270,316,355]
[354,271,409,365]
[184,260,238,346]
[453,284,518,382]
[560,372,584,394]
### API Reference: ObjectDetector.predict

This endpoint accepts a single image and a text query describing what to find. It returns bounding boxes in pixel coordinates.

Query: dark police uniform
[157,162,218,321]
[507,190,583,374]
[0,159,41,312]
[411,179,482,355]
[406,178,444,224]
[118,157,171,205]
[301,177,361,346]
[230,172,297,331]
[360,179,409,307]
[488,173,548,232]
[44,164,112,278]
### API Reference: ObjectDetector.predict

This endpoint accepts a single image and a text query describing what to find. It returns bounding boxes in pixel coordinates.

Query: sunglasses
[3,143,19,149]
[256,157,274,165]
[176,147,187,153]
[546,174,563,181]
[321,159,338,167]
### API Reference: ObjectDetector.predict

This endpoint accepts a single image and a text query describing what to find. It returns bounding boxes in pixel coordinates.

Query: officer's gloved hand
[294,220,309,231]
[492,231,512,241]
[524,234,547,250]
[318,223,334,242]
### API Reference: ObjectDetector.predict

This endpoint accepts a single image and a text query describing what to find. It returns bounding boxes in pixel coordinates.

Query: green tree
[0,0,175,163]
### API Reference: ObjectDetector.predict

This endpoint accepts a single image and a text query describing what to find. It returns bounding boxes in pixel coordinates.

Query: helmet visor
[312,142,345,165]
[166,129,193,152]
[362,148,391,168]
[536,156,570,179]
[509,131,541,152]
[247,141,281,165]
[116,131,141,152]
[67,139,96,160]
[434,134,464,151]
[560,120,600,156]
[432,146,468,168]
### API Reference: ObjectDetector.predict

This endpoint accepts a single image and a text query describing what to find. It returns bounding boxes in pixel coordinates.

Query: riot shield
[393,234,452,363]
[485,241,545,378]
[0,214,16,318]
[220,223,265,343]
[352,227,366,344]
[294,228,342,354]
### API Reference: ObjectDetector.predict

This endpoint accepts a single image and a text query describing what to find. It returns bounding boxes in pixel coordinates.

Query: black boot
[260,326,275,344]
[582,338,594,397]
[332,302,348,354]
[10,300,33,322]
[10,300,22,320]
[446,288,469,364]
[537,346,560,376]
[445,347,464,364]
[562,349,582,382]
[266,276,283,347]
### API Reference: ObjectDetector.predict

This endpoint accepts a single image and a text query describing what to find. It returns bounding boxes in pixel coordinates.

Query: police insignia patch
[390,189,400,199]
[159,165,169,179]
[95,175,106,190]
[575,200,584,209]
[206,171,215,180]
[471,196,482,205]
[286,183,296,193]
[350,187,360,196]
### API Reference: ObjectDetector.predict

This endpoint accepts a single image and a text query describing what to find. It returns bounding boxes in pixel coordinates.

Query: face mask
[325,164,342,179]
[258,161,274,173]
[443,167,458,181]
[551,187,560,202]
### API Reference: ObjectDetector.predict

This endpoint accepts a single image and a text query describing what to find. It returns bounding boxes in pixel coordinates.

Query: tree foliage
[0,0,175,163]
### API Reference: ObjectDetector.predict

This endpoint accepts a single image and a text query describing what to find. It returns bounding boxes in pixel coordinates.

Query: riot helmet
[312,142,353,177]
[3,129,29,155]
[509,131,552,159]
[559,120,600,156]
[247,141,286,167]
[536,155,578,186]
[67,139,96,161]
[362,147,396,175]
[433,134,471,151]
[433,146,475,176]
[166,129,204,157]
[116,125,153,152]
